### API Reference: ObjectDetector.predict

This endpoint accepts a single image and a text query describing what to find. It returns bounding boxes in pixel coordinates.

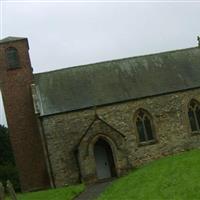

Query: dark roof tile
[0,36,26,44]
[34,46,200,116]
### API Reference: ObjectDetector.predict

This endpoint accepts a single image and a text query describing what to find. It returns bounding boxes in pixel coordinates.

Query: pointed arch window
[135,109,155,144]
[188,99,200,133]
[6,47,20,69]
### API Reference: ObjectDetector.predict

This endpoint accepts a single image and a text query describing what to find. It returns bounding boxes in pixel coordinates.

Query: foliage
[0,124,20,191]
[6,184,85,200]
[0,125,15,165]
[0,164,20,191]
[98,149,200,200]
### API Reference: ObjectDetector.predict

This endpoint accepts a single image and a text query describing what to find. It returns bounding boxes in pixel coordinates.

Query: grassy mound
[98,149,200,200]
[6,184,84,200]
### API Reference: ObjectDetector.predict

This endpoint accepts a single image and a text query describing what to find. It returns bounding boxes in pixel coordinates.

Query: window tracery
[135,109,155,143]
[188,99,200,132]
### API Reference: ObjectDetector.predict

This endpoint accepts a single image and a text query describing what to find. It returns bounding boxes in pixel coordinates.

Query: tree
[0,125,20,191]
[0,125,15,165]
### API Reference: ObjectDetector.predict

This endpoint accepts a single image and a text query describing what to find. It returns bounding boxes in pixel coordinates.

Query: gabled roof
[77,114,125,149]
[0,36,27,44]
[34,46,200,116]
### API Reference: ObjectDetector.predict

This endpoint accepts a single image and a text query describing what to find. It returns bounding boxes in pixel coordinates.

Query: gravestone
[6,180,17,200]
[0,182,5,200]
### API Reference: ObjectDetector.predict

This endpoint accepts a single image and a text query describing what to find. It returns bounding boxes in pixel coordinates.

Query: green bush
[0,164,20,191]
[0,125,20,191]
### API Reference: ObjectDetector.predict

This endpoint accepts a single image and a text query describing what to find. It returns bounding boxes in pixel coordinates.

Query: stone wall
[42,88,200,187]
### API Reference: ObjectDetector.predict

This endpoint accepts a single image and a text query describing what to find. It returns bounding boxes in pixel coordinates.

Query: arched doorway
[94,138,116,180]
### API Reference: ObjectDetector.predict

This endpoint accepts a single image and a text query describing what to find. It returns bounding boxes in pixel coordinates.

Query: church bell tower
[0,37,50,191]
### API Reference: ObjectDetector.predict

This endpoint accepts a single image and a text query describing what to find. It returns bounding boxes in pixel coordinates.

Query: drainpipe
[37,116,56,188]
[31,84,55,188]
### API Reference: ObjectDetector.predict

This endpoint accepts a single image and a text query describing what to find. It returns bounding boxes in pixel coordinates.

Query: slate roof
[0,37,26,44]
[34,46,200,116]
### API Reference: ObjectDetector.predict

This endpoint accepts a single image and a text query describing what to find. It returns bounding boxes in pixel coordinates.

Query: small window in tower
[6,47,20,69]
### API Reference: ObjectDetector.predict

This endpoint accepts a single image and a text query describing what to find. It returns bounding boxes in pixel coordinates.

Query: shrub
[0,164,20,191]
[0,125,20,191]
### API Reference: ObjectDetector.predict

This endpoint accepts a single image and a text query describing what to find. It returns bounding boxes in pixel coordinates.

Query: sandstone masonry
[42,88,200,186]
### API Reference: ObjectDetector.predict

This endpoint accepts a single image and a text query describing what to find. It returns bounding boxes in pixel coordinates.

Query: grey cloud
[0,2,200,125]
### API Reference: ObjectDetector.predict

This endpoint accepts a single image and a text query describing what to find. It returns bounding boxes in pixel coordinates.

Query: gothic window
[188,99,200,132]
[6,47,20,69]
[135,109,155,143]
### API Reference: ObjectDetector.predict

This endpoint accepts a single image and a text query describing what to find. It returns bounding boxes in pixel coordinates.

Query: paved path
[74,180,113,200]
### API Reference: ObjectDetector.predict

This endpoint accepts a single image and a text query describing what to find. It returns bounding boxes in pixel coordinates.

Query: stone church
[0,36,200,191]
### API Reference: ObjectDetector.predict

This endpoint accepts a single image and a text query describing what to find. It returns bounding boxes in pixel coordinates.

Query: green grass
[6,184,84,200]
[98,149,200,200]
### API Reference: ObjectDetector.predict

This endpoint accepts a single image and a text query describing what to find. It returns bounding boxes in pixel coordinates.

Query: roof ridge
[34,46,198,75]
[34,46,200,116]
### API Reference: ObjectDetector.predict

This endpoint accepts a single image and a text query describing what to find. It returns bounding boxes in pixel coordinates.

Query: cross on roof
[198,36,200,47]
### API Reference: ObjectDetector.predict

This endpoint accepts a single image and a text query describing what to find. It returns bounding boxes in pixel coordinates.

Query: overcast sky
[0,1,200,126]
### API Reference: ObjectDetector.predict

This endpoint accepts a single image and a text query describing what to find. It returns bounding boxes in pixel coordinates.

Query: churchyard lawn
[98,149,200,200]
[6,184,84,200]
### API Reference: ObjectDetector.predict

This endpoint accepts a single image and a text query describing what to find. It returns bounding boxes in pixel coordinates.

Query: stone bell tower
[0,37,50,191]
